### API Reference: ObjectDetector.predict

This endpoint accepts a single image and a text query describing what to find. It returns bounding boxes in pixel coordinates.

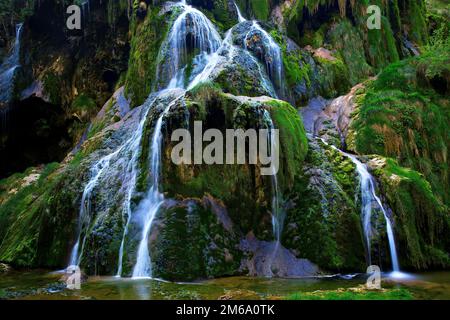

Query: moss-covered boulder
[349,46,449,206]
[283,137,366,272]
[157,83,308,240]
[150,197,241,281]
[0,87,136,271]
[124,2,181,107]
[368,157,450,270]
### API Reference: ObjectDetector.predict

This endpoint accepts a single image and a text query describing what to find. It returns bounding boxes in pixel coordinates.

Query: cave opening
[0,97,72,179]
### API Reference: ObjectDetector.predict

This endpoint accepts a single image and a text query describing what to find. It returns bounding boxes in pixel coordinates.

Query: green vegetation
[249,0,269,21]
[124,6,179,107]
[351,45,449,205]
[267,99,308,186]
[287,288,414,300]
[348,40,450,268]
[371,158,449,269]
[283,140,364,272]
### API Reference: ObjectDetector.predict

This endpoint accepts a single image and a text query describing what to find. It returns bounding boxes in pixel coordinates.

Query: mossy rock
[150,198,241,281]
[370,157,450,270]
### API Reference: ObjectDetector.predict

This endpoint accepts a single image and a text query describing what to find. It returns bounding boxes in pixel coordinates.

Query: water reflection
[1,271,449,300]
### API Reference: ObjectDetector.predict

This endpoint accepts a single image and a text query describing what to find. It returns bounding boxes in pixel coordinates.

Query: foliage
[287,288,414,300]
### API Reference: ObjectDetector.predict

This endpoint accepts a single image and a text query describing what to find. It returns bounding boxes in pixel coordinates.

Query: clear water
[1,270,449,300]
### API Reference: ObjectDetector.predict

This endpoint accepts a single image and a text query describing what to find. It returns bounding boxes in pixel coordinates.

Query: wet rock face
[150,198,242,281]
[159,89,279,239]
[300,83,365,150]
[282,137,366,272]
[240,235,319,277]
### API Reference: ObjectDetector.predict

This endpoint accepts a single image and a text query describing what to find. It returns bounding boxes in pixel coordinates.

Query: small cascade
[115,94,162,276]
[243,21,284,97]
[187,21,276,96]
[158,2,222,89]
[0,23,23,105]
[263,110,282,244]
[70,92,161,271]
[69,149,121,266]
[187,29,235,89]
[320,138,400,272]
[234,2,247,23]
[347,154,400,272]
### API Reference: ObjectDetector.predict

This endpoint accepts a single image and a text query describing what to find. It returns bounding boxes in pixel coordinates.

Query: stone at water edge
[0,263,11,273]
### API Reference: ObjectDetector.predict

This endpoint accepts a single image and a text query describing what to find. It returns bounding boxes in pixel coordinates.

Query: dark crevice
[0,97,72,178]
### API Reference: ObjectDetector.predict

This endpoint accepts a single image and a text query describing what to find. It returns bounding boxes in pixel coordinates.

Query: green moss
[372,158,449,269]
[71,94,96,110]
[270,30,312,89]
[249,0,269,21]
[43,73,62,105]
[283,138,364,272]
[327,18,374,84]
[367,16,400,69]
[124,6,179,107]
[267,100,308,185]
[152,200,241,281]
[0,162,64,267]
[287,288,413,300]
[351,50,449,206]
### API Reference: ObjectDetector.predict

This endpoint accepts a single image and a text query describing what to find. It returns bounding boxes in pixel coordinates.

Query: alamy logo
[66,265,81,290]
[171,121,279,175]
[367,5,381,30]
[366,265,381,289]
[66,5,81,30]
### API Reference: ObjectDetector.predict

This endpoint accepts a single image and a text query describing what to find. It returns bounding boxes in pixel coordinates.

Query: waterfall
[263,110,282,244]
[70,92,161,271]
[69,149,121,266]
[157,2,222,89]
[115,94,163,276]
[132,94,184,278]
[243,21,284,97]
[187,29,235,90]
[320,138,400,272]
[0,23,23,105]
[70,1,287,278]
[131,2,224,278]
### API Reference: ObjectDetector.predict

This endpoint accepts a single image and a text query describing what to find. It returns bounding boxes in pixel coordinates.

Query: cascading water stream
[69,149,121,266]
[70,93,160,270]
[158,2,222,89]
[234,2,247,23]
[263,110,282,244]
[0,23,23,105]
[115,94,163,276]
[319,138,400,272]
[71,0,289,278]
[132,1,224,278]
[262,110,284,275]
[132,94,184,278]
[243,21,284,97]
[187,29,234,90]
[346,155,400,272]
